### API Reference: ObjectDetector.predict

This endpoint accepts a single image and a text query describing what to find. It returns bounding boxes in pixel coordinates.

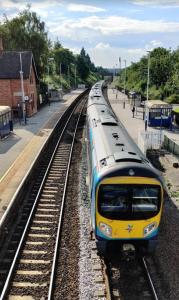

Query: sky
[0,0,179,68]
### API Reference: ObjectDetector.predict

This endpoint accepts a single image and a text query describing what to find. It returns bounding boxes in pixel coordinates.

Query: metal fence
[138,130,164,154]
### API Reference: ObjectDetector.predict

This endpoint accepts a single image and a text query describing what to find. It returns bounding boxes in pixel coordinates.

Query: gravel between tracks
[78,135,96,299]
[78,131,106,300]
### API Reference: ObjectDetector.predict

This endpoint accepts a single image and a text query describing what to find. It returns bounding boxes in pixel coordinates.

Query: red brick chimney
[0,36,3,55]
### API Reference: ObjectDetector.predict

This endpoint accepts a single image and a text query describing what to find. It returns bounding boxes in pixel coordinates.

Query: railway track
[104,247,159,300]
[142,256,159,300]
[0,92,87,299]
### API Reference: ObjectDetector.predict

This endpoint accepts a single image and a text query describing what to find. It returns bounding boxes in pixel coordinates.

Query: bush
[166,94,179,104]
[148,85,162,99]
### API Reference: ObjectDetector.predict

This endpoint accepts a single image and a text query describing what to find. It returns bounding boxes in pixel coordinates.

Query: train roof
[88,93,108,108]
[88,85,108,108]
[87,81,163,182]
[87,104,149,172]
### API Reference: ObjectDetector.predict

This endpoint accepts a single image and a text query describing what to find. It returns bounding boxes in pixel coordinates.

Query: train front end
[95,173,163,254]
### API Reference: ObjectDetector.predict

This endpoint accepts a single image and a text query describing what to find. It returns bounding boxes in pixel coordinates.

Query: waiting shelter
[0,106,12,139]
[146,100,172,127]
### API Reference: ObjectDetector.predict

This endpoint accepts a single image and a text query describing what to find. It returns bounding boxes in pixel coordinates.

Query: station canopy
[146,100,172,109]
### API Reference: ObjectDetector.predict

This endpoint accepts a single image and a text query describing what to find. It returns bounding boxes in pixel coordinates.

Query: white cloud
[67,3,105,13]
[150,40,163,47]
[0,0,64,22]
[95,43,110,49]
[0,0,27,10]
[51,15,179,41]
[127,48,145,55]
[88,40,168,68]
[88,43,148,68]
[132,0,179,7]
[69,47,80,55]
[0,0,63,9]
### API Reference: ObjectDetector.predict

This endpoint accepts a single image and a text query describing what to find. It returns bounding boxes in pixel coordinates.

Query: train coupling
[122,243,136,261]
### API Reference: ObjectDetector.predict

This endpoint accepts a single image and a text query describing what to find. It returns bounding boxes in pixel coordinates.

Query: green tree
[53,47,74,75]
[150,47,172,87]
[0,5,50,75]
[117,46,179,102]
[76,54,89,80]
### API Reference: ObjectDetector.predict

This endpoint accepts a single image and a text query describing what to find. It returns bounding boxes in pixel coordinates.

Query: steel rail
[48,98,86,299]
[0,96,85,300]
[142,256,159,300]
[103,261,112,300]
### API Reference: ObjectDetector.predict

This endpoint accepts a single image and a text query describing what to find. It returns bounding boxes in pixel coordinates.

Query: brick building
[0,45,39,118]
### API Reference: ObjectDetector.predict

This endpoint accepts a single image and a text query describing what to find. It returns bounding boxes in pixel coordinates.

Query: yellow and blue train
[86,81,164,254]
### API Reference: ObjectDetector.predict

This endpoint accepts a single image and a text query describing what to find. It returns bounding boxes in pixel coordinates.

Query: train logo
[125,225,133,233]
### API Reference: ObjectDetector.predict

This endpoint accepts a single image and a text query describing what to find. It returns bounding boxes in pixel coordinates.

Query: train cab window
[132,186,158,212]
[98,184,161,220]
[99,185,129,213]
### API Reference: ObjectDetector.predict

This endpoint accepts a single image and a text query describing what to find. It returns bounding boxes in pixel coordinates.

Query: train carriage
[87,81,164,255]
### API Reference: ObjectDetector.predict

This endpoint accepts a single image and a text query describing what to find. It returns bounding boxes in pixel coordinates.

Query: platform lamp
[47,57,54,98]
[19,52,26,125]
[145,51,151,130]
[59,62,62,89]
[74,64,77,88]
[123,59,127,109]
[70,63,77,88]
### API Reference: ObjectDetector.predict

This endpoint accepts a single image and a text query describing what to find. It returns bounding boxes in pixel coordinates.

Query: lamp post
[124,59,126,94]
[47,57,54,102]
[67,65,70,89]
[113,65,115,79]
[144,51,150,130]
[115,64,118,75]
[119,57,121,72]
[59,62,62,89]
[70,63,77,88]
[123,59,127,109]
[19,52,26,125]
[74,64,77,88]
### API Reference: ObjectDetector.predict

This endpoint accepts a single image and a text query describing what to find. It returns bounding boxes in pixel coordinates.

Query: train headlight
[143,222,157,237]
[99,222,112,237]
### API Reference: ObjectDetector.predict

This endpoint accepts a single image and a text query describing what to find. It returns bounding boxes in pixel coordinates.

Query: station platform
[107,87,179,146]
[0,89,85,222]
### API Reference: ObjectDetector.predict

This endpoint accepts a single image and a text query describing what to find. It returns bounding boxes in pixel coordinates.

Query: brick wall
[0,66,38,117]
[26,67,38,116]
[0,80,12,106]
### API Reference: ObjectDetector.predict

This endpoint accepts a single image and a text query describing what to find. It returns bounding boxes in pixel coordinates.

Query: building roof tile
[0,51,38,80]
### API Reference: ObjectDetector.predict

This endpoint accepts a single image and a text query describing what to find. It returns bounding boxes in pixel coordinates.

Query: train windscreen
[98,184,161,220]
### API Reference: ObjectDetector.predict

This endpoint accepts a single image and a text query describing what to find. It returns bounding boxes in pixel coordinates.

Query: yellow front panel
[96,213,161,238]
[96,176,163,239]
